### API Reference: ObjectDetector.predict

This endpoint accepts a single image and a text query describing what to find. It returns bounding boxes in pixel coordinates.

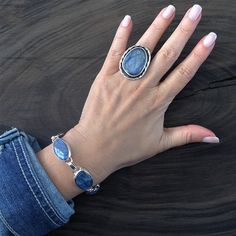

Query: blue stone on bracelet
[122,46,148,77]
[52,138,70,161]
[75,169,93,190]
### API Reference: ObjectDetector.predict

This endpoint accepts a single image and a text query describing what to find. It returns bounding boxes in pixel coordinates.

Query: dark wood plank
[0,0,235,235]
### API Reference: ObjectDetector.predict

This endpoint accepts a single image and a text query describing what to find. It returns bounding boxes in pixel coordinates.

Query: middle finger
[136,5,176,52]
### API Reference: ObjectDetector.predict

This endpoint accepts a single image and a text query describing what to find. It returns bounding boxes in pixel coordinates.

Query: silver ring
[119,45,151,80]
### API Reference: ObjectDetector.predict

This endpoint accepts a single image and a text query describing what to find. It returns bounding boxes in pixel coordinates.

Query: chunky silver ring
[119,45,151,80]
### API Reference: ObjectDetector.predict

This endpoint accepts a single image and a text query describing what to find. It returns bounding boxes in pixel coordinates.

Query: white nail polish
[203,32,217,47]
[121,15,131,27]
[162,5,175,19]
[188,4,202,21]
[202,136,220,143]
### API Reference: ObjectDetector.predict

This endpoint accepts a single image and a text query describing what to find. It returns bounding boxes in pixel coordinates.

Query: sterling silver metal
[119,45,151,80]
[65,157,80,172]
[51,132,100,195]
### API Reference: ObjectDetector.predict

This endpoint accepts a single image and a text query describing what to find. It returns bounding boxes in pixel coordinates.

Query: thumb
[163,124,220,149]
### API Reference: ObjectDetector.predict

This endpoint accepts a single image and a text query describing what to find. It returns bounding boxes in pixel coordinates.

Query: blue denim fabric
[0,127,75,236]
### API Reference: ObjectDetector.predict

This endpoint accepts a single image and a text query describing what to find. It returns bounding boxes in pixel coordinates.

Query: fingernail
[203,32,217,47]
[188,4,202,21]
[121,15,131,27]
[202,136,220,143]
[162,5,175,19]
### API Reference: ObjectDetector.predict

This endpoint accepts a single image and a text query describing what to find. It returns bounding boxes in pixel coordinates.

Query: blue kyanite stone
[122,47,148,77]
[53,138,70,161]
[75,169,93,190]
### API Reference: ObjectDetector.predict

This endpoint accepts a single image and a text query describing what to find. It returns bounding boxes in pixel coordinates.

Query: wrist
[63,127,112,186]
[37,127,112,201]
[37,141,83,201]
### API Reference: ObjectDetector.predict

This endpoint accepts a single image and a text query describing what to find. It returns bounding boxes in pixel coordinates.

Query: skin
[37,5,219,201]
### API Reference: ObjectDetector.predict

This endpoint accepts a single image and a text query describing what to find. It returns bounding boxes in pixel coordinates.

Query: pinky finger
[158,32,217,101]
[101,15,133,76]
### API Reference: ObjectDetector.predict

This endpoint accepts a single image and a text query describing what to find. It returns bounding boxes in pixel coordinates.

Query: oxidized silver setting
[119,45,151,80]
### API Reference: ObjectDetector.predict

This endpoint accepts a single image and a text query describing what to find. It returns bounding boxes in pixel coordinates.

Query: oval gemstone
[52,138,70,161]
[122,47,148,77]
[75,169,93,190]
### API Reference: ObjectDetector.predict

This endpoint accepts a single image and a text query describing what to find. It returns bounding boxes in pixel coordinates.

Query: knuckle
[177,64,193,79]
[159,47,179,62]
[115,34,125,42]
[153,89,170,110]
[99,79,114,99]
[155,90,166,105]
[184,125,193,143]
[96,75,110,90]
[151,21,165,31]
[133,84,145,98]
[110,48,123,58]
[178,23,192,34]
[192,50,203,61]
[147,91,160,110]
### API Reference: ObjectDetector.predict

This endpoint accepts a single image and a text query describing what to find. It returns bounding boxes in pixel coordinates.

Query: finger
[147,4,202,86]
[161,124,219,150]
[101,15,133,75]
[136,5,175,52]
[158,32,217,101]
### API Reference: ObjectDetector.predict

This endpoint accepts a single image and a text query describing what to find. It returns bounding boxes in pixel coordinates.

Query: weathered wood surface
[0,0,235,235]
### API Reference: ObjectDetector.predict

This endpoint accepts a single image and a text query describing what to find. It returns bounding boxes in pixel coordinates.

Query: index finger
[101,15,133,75]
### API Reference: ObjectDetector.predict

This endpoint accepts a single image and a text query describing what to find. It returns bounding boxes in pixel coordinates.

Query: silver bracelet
[51,133,100,195]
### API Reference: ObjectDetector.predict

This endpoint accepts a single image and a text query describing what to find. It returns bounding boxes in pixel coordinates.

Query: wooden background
[0,0,235,235]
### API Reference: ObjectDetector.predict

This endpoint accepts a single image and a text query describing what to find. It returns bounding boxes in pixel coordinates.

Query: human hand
[65,4,219,187]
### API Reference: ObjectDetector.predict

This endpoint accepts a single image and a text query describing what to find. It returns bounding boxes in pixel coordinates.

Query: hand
[38,4,220,200]
[65,4,219,186]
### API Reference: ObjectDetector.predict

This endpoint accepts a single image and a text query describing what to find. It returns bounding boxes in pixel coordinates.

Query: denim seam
[12,141,62,228]
[0,209,20,236]
[18,136,68,223]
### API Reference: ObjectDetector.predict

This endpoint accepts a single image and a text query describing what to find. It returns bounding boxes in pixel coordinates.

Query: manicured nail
[203,32,217,47]
[121,15,131,27]
[202,136,220,143]
[188,4,202,21]
[162,5,175,19]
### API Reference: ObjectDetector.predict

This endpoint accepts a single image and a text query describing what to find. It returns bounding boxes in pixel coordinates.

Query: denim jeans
[0,127,75,236]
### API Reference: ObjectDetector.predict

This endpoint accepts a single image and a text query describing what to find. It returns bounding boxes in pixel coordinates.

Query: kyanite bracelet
[51,133,100,195]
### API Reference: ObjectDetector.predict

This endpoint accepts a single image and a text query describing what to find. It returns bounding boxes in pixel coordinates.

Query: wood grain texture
[0,0,235,235]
